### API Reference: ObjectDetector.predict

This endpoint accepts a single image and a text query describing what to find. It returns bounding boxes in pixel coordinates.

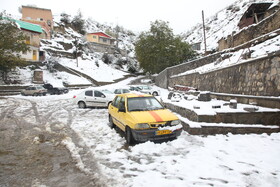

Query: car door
[109,96,121,126]
[116,96,128,131]
[94,90,107,107]
[24,87,32,95]
[84,90,95,107]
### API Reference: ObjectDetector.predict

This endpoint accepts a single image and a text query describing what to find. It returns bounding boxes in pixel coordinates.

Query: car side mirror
[101,95,105,98]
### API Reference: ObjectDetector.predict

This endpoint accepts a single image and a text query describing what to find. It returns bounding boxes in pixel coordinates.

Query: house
[15,19,43,61]
[218,2,279,51]
[238,3,274,29]
[86,32,115,46]
[21,6,53,39]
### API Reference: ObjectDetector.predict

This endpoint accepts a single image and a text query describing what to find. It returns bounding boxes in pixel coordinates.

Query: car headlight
[135,123,150,129]
[171,120,181,126]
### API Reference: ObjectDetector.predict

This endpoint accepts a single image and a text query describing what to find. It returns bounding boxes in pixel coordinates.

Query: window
[102,38,108,43]
[26,36,30,45]
[127,97,164,112]
[112,96,121,108]
[85,90,93,96]
[94,90,105,97]
[119,97,126,111]
[114,89,121,94]
[93,36,97,39]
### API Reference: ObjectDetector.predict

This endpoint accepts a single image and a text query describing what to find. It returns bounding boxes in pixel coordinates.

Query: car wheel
[64,90,69,93]
[78,101,86,108]
[108,115,115,128]
[33,93,38,96]
[152,92,158,96]
[125,126,135,145]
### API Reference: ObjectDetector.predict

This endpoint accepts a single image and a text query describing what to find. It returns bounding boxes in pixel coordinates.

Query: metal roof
[15,20,42,33]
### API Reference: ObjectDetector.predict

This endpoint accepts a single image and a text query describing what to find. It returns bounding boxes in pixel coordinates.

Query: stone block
[243,106,259,112]
[198,92,211,102]
[229,99,237,109]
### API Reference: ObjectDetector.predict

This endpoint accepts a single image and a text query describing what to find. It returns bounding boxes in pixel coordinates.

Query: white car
[130,85,161,96]
[73,89,115,108]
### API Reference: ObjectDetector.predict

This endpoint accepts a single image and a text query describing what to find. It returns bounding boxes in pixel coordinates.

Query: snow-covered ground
[58,57,129,82]
[6,77,280,187]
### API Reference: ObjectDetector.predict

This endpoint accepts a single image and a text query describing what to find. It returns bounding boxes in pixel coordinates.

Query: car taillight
[73,95,76,98]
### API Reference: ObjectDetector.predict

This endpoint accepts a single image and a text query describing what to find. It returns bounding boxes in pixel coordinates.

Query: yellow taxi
[108,93,183,144]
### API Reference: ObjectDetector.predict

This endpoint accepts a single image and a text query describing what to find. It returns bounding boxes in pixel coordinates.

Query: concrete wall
[22,6,53,29]
[167,51,280,97]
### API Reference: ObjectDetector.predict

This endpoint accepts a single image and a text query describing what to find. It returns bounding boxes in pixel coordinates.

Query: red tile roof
[88,32,112,38]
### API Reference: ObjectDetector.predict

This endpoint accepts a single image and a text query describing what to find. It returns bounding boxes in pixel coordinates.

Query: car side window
[112,96,121,108]
[119,97,126,111]
[85,90,93,96]
[94,91,105,98]
[114,89,121,94]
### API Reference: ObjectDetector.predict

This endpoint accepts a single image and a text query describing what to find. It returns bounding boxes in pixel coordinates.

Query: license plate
[156,130,172,135]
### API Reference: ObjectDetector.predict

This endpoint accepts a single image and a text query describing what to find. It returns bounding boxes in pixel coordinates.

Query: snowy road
[1,89,280,186]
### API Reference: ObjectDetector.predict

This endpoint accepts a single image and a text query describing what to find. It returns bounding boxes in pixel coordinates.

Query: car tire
[108,115,115,128]
[152,92,158,96]
[125,126,135,145]
[78,101,86,108]
[33,93,38,96]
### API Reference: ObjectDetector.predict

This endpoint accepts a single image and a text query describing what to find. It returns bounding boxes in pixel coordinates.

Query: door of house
[32,50,37,61]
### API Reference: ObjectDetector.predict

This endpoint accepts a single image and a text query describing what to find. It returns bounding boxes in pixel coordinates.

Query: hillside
[5,14,140,87]
[182,0,279,52]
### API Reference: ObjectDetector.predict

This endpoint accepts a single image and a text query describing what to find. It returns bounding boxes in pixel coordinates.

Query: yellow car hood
[129,109,178,123]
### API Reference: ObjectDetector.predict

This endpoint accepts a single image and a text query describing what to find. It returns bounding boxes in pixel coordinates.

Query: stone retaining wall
[211,93,280,109]
[155,53,222,88]
[167,51,280,97]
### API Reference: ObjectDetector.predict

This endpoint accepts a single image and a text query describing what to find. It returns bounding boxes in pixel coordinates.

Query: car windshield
[127,97,164,112]
[101,90,114,94]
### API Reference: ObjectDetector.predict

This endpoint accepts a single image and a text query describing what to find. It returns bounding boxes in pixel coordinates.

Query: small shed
[238,3,273,29]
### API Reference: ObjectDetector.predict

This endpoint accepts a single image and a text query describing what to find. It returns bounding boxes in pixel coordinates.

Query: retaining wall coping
[211,92,280,101]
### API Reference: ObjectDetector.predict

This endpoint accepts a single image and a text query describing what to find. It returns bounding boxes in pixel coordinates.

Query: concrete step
[180,118,280,135]
[165,102,280,135]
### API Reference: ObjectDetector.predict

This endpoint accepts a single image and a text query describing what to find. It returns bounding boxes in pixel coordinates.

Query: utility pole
[116,25,119,49]
[202,10,207,53]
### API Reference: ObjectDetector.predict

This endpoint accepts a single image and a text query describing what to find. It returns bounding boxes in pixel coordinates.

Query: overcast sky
[1,0,236,34]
